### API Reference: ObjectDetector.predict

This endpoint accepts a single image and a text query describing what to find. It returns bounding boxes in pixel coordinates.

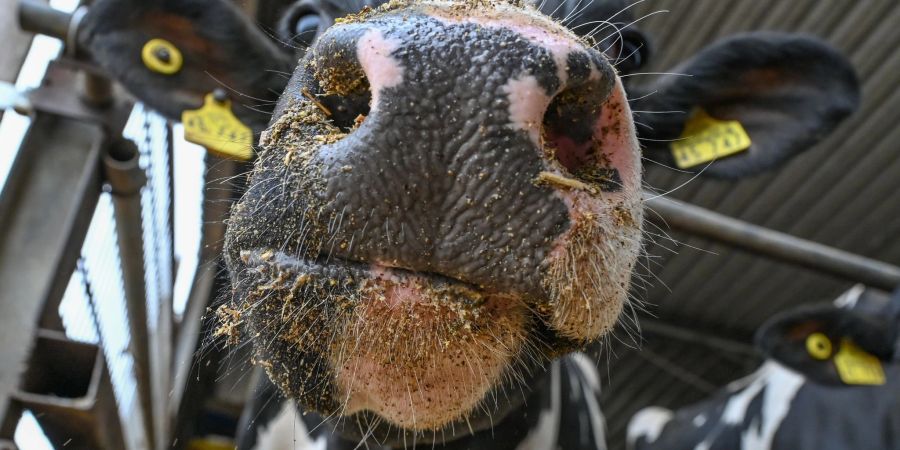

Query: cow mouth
[237,248,505,303]
[228,247,535,430]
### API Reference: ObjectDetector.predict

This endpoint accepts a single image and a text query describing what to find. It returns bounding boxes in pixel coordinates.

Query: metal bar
[639,319,757,356]
[169,155,240,413]
[81,73,113,107]
[17,0,72,40]
[0,112,103,436]
[150,121,177,450]
[0,0,34,121]
[12,329,126,449]
[168,263,217,450]
[644,192,900,290]
[169,156,241,448]
[103,138,156,450]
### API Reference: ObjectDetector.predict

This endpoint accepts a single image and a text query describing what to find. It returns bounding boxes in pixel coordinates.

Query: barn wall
[632,0,900,340]
[600,1,900,448]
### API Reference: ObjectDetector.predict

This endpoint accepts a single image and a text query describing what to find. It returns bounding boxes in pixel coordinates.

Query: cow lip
[237,249,499,298]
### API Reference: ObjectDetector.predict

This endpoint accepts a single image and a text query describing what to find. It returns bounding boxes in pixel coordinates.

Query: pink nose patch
[357,28,404,109]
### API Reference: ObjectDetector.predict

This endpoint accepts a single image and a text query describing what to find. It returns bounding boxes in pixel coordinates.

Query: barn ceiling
[600,0,900,448]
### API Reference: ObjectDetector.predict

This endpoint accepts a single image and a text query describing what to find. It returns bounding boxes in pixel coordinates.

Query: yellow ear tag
[834,338,886,386]
[805,332,833,360]
[670,109,752,169]
[142,38,184,75]
[182,94,254,161]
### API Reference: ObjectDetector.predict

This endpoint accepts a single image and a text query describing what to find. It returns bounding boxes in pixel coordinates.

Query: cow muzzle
[224,0,642,432]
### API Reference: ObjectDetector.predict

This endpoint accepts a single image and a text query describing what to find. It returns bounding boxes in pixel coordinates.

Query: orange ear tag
[670,109,751,169]
[182,93,254,161]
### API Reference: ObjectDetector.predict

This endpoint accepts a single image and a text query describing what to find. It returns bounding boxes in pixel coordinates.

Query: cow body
[629,286,900,450]
[630,361,900,450]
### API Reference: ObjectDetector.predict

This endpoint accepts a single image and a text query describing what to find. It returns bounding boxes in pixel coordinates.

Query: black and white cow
[72,0,860,449]
[628,285,900,450]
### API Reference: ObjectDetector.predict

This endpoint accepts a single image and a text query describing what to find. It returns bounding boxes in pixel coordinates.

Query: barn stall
[0,0,896,449]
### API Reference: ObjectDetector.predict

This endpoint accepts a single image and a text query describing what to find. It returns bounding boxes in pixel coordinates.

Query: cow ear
[631,32,860,178]
[755,303,893,386]
[77,0,294,131]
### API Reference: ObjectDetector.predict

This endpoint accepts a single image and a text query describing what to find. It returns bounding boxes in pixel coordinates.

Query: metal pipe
[169,155,241,449]
[644,192,900,291]
[103,138,156,450]
[17,0,72,40]
[0,112,103,441]
[640,319,757,356]
[81,73,113,107]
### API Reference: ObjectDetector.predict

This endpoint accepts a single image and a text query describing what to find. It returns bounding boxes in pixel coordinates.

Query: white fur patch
[517,360,561,450]
[692,413,707,427]
[250,401,326,450]
[357,29,404,108]
[627,406,673,446]
[834,284,865,309]
[570,352,602,393]
[739,361,805,449]
[569,353,608,450]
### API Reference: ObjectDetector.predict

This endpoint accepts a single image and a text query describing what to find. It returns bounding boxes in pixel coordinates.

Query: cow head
[77,0,294,130]
[225,0,644,435]
[220,0,862,440]
[755,285,900,386]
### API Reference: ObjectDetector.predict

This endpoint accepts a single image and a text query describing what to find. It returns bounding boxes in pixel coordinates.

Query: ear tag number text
[834,338,886,386]
[670,109,751,169]
[182,93,254,161]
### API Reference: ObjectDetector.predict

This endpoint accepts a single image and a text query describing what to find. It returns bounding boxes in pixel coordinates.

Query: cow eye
[619,40,643,70]
[292,14,322,48]
[293,14,322,47]
[612,29,651,75]
[277,2,326,51]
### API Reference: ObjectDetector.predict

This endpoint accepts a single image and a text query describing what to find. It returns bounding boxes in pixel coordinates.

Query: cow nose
[261,5,627,296]
[298,7,618,161]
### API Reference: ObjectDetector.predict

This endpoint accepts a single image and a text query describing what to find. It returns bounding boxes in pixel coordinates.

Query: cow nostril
[306,29,374,132]
[309,75,371,133]
[542,88,602,175]
[317,90,371,133]
[540,77,622,191]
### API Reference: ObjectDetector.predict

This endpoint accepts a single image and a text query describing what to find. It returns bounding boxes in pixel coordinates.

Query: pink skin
[357,29,404,110]
[502,75,551,144]
[331,4,642,430]
[543,81,642,340]
[546,84,640,187]
[366,264,432,308]
[562,81,640,190]
[333,266,526,430]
